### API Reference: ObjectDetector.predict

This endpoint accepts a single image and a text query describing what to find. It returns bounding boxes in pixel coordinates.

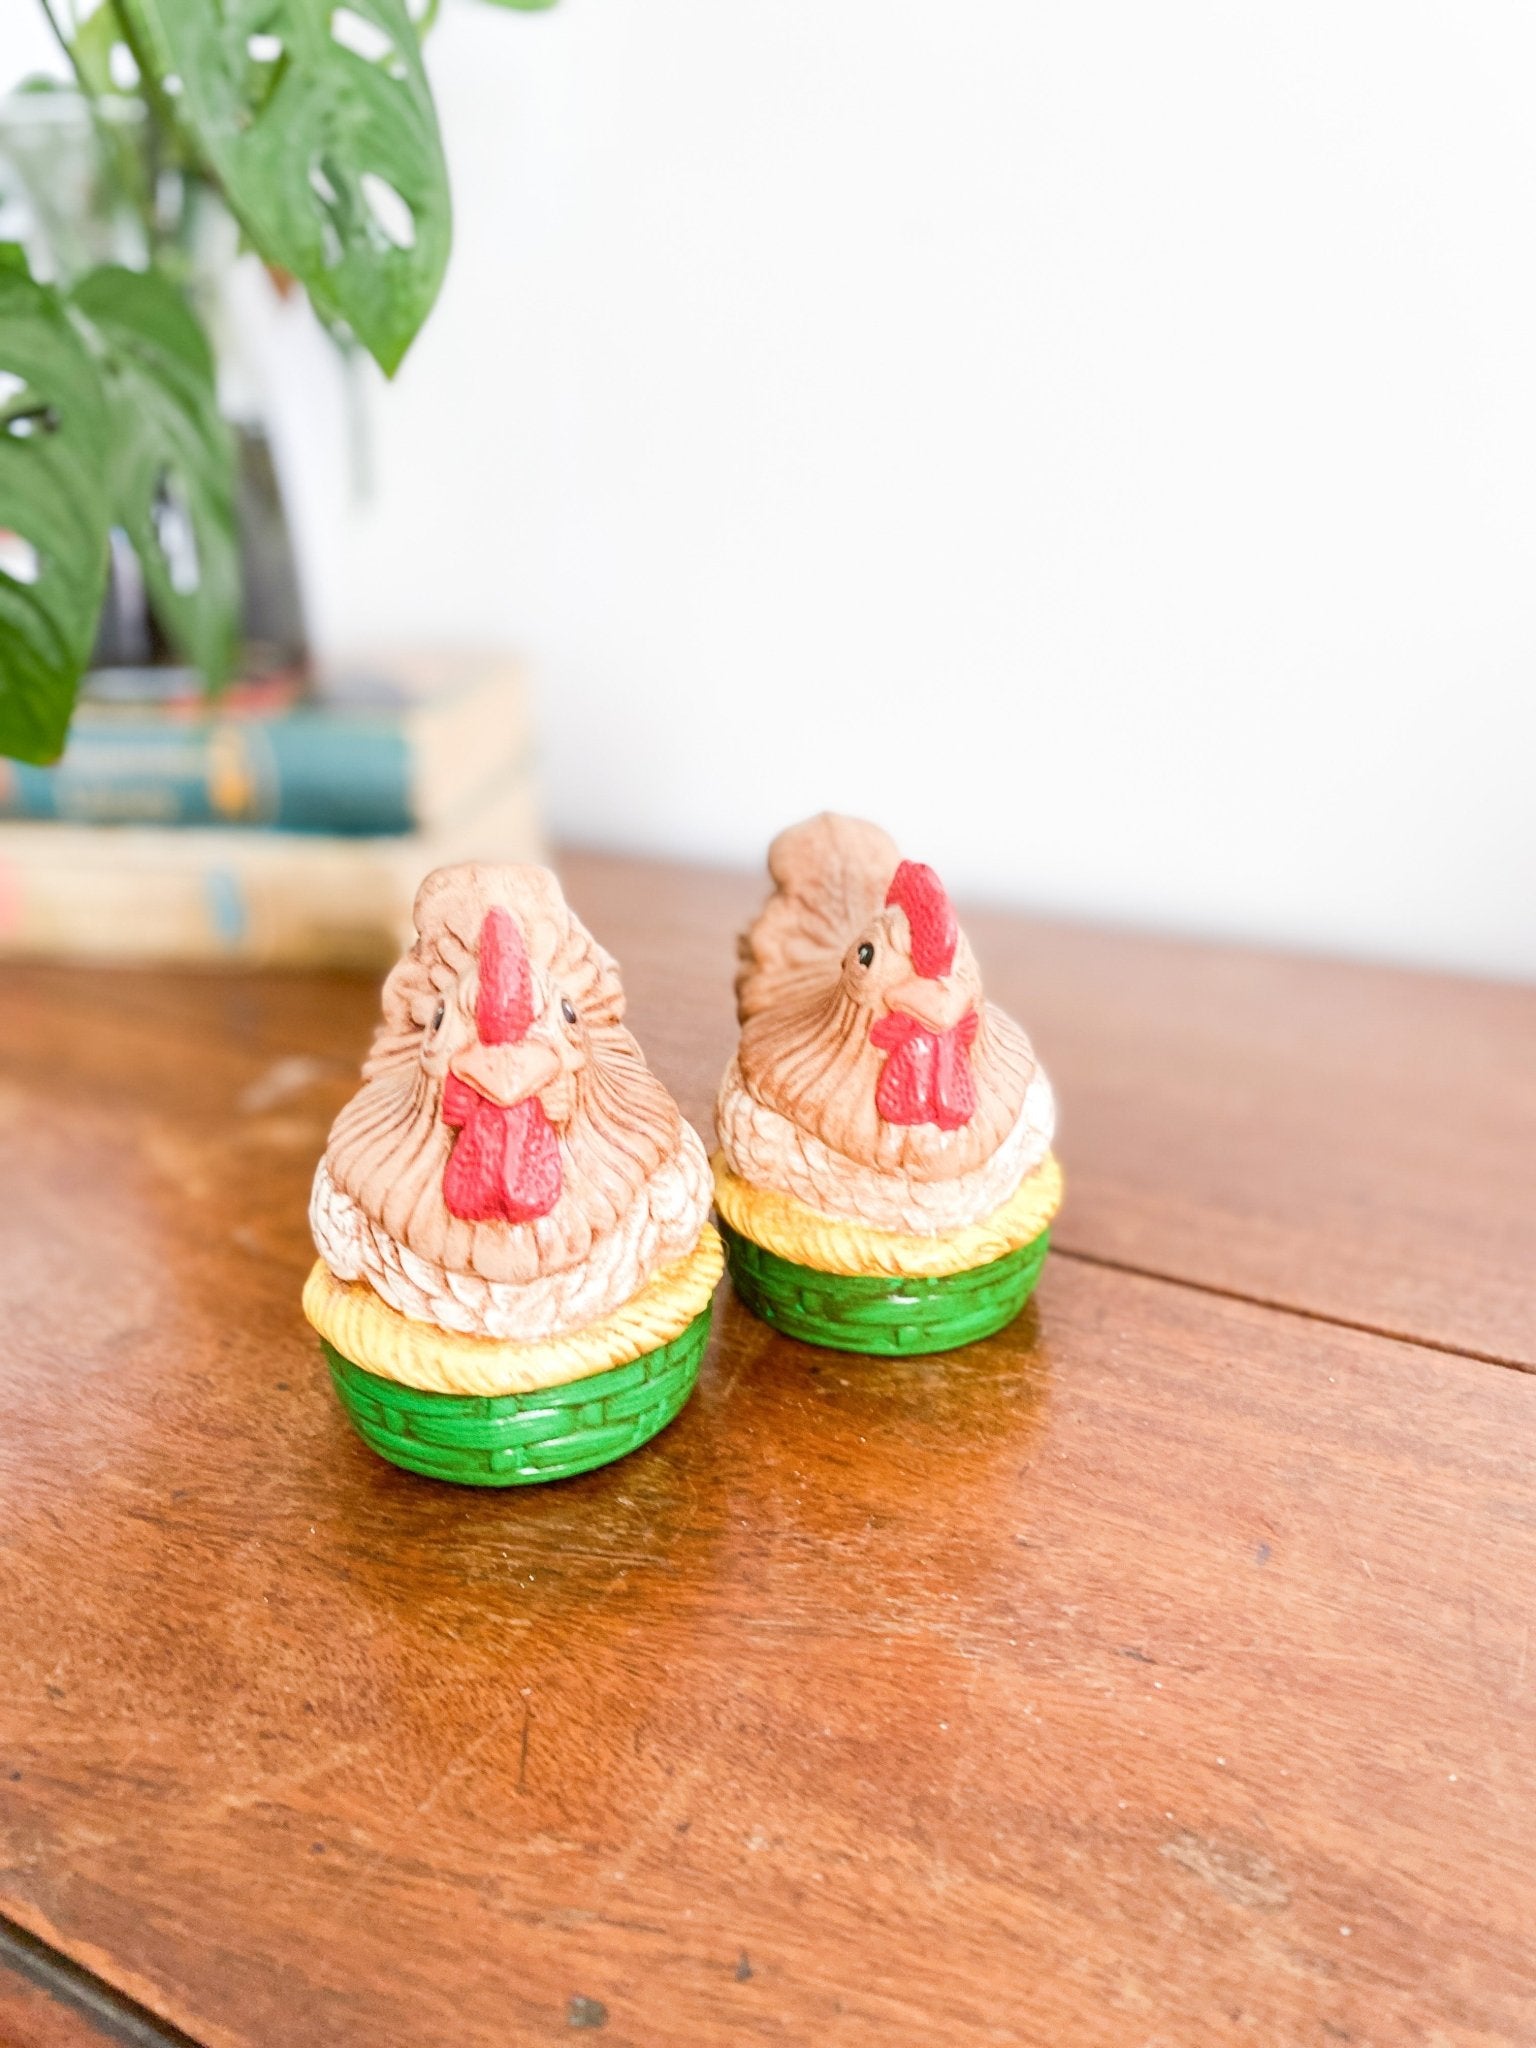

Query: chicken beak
[449,1036,563,1109]
[884,974,973,1033]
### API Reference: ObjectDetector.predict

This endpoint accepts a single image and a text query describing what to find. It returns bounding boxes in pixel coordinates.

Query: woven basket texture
[721,1222,1048,1356]
[324,1304,711,1485]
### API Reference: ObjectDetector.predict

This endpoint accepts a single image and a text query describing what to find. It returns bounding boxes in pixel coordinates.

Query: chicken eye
[430,999,446,1033]
[560,996,579,1027]
[856,941,875,969]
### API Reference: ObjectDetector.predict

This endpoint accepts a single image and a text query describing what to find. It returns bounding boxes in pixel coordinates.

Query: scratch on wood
[518,1696,532,1795]
[1161,1830,1291,1912]
[414,1708,517,1818]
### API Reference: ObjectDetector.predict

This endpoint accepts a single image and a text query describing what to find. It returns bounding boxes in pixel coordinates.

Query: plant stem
[34,0,161,260]
[35,0,73,66]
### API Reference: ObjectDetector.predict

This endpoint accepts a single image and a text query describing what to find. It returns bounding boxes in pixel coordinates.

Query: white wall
[12,3,1536,977]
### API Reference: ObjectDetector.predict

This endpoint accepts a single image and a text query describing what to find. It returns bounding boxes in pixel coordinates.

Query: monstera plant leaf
[0,250,238,760]
[0,251,112,764]
[71,265,238,689]
[114,0,451,375]
[69,0,141,102]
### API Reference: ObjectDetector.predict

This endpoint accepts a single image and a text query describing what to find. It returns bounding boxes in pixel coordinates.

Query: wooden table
[1,849,1533,2048]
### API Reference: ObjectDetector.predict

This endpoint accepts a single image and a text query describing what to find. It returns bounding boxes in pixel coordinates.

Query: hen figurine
[303,862,722,1483]
[713,815,1061,1354]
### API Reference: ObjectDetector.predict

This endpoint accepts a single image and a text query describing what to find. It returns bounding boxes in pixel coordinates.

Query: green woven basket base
[720,1221,1048,1356]
[323,1304,711,1486]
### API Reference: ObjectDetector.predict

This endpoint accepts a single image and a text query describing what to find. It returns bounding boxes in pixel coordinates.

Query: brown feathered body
[717,815,1055,1232]
[311,863,711,1341]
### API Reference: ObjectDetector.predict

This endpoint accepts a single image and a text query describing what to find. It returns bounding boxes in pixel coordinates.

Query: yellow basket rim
[711,1153,1062,1279]
[302,1225,724,1398]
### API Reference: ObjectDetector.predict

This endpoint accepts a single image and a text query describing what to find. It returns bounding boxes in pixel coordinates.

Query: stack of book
[0,652,541,966]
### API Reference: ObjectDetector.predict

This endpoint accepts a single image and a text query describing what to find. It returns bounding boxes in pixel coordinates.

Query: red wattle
[441,1073,562,1223]
[871,1008,979,1131]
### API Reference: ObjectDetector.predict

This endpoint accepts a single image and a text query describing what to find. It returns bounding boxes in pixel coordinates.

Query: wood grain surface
[558,852,1536,1370]
[0,849,1532,2048]
[0,1968,105,2048]
[0,1914,199,2048]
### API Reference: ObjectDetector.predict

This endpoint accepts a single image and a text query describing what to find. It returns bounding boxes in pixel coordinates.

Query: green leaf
[70,0,141,101]
[115,0,452,375]
[69,266,238,689]
[474,0,560,10]
[0,260,111,765]
[62,7,163,241]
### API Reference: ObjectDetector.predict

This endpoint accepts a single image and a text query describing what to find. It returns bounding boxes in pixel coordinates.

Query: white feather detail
[309,1122,713,1345]
[715,1058,1055,1235]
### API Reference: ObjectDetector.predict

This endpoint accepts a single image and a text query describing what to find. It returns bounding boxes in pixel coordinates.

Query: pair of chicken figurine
[302,815,1062,1484]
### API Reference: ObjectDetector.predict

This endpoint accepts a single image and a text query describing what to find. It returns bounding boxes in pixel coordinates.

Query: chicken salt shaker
[303,863,722,1483]
[713,815,1061,1355]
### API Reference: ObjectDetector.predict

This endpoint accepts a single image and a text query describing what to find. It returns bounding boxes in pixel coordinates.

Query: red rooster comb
[885,859,958,979]
[476,906,535,1045]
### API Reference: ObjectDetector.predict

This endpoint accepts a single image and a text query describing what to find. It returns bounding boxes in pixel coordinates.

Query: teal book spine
[0,711,416,835]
